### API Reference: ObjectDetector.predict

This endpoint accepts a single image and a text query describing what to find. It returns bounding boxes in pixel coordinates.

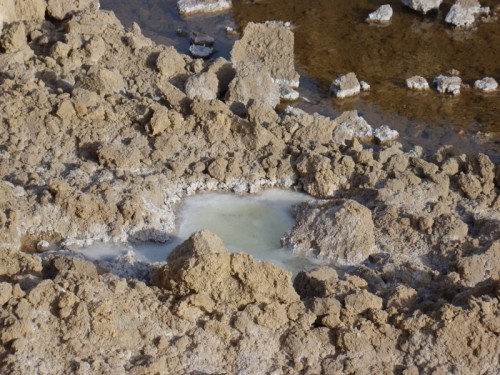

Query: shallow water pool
[75,189,323,274]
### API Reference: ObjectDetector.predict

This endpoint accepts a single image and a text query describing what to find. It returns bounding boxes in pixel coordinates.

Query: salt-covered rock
[280,85,300,101]
[445,0,489,27]
[434,75,462,95]
[283,200,376,265]
[332,110,373,144]
[185,72,219,100]
[36,240,50,252]
[231,22,300,99]
[374,125,399,143]
[360,81,371,91]
[366,5,393,24]
[474,77,498,92]
[330,72,361,98]
[178,0,232,15]
[401,0,443,14]
[406,76,430,90]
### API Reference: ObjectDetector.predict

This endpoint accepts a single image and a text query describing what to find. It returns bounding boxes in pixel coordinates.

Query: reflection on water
[101,0,499,159]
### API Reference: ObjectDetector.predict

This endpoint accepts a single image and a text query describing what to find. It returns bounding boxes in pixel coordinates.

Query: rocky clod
[153,230,300,307]
[330,72,361,98]
[406,75,430,90]
[231,22,300,99]
[367,4,393,24]
[284,200,376,265]
[156,46,187,77]
[445,0,490,27]
[401,0,443,14]
[225,61,280,114]
[74,67,125,96]
[474,77,498,92]
[434,74,462,95]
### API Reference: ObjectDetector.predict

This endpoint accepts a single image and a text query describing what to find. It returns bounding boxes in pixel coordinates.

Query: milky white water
[75,189,323,274]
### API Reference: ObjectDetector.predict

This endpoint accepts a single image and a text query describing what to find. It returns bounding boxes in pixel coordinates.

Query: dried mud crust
[0,1,499,374]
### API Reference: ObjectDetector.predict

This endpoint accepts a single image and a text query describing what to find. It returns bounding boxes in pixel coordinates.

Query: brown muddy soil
[102,0,500,157]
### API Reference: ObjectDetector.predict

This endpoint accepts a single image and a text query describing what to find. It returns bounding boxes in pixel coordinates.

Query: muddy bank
[0,1,499,374]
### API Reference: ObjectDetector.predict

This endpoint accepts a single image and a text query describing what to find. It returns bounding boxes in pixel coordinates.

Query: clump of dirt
[0,1,498,374]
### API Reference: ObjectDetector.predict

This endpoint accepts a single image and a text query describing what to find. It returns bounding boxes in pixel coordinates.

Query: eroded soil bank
[0,1,499,374]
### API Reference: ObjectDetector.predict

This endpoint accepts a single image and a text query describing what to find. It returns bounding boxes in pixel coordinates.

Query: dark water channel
[101,0,499,160]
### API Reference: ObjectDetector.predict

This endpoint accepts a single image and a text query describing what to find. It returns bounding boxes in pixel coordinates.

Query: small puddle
[73,189,323,274]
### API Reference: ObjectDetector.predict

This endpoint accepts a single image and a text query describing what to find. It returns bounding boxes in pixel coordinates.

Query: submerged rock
[189,44,213,58]
[190,31,214,46]
[284,200,376,265]
[231,22,300,99]
[177,0,232,15]
[406,76,430,90]
[366,5,393,24]
[401,0,443,14]
[445,0,489,28]
[474,77,498,92]
[330,72,361,98]
[434,75,462,95]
